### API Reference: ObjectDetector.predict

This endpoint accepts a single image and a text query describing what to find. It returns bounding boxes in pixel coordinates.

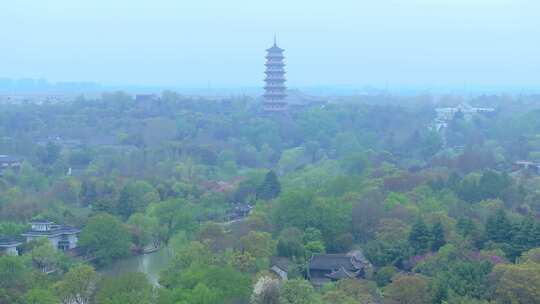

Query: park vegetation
[1,92,540,303]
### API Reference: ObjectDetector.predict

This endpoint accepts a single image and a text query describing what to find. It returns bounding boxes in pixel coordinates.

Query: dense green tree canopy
[1,92,540,304]
[95,272,155,304]
[79,213,131,266]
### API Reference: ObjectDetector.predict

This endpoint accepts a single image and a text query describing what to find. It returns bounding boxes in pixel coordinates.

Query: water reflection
[99,248,173,285]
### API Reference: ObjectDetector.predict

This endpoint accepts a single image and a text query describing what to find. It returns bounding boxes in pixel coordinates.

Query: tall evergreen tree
[532,222,540,248]
[478,170,511,201]
[447,172,461,192]
[485,209,513,243]
[456,218,474,237]
[256,171,281,201]
[409,218,432,255]
[509,216,536,259]
[431,221,446,252]
[79,180,97,206]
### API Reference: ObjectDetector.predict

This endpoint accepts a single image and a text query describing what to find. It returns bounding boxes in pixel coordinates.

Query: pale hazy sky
[1,0,539,87]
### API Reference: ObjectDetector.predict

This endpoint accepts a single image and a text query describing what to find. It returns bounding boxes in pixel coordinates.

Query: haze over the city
[5,1,540,303]
[2,0,539,88]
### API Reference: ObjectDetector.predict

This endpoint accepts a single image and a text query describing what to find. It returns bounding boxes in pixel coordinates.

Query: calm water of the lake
[99,248,173,285]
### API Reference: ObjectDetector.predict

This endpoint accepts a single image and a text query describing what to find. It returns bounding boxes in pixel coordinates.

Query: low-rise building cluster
[0,220,80,257]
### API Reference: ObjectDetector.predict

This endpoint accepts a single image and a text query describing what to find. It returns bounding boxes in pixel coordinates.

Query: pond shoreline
[98,247,172,286]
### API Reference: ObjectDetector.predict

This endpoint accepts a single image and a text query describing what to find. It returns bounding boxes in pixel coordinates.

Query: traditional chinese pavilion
[21,220,80,251]
[307,250,372,287]
[0,239,22,256]
[263,36,287,112]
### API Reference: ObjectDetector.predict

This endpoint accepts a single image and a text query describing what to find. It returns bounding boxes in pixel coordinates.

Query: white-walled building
[0,239,22,256]
[435,103,495,122]
[22,220,80,251]
[430,103,495,133]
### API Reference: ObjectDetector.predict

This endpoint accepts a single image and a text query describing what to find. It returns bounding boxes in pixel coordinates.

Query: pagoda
[263,37,287,112]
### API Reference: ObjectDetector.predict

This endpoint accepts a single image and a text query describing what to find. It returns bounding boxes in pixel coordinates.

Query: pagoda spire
[263,36,287,112]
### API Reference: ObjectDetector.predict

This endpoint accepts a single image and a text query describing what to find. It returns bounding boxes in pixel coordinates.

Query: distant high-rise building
[263,37,287,112]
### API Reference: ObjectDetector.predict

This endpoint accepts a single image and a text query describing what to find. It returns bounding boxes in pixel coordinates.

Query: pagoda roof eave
[266,46,284,52]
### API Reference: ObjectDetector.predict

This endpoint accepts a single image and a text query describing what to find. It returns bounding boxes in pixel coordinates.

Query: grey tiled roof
[325,267,358,280]
[29,219,55,224]
[309,254,358,271]
[266,45,284,52]
[0,155,23,163]
[22,226,80,237]
[0,239,22,247]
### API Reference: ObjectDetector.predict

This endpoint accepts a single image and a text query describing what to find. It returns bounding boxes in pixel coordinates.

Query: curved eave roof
[0,239,22,247]
[22,227,81,237]
[266,46,284,52]
[325,267,358,280]
[265,63,286,67]
[29,220,55,225]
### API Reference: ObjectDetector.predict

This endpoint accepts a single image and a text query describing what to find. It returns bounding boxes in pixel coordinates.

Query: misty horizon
[4,2,540,303]
[2,77,540,97]
[2,0,540,89]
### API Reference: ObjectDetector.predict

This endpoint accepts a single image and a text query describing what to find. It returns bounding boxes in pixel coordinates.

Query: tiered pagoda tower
[263,37,287,112]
